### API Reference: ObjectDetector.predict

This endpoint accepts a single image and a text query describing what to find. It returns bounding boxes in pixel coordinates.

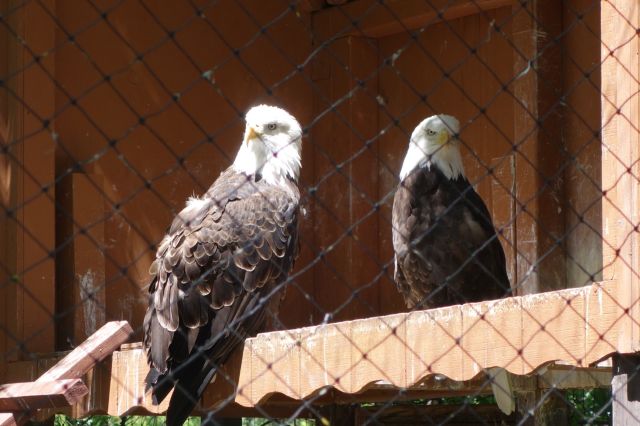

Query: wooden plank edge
[0,379,88,412]
[38,321,133,382]
[313,0,516,40]
[0,321,132,426]
[234,281,623,406]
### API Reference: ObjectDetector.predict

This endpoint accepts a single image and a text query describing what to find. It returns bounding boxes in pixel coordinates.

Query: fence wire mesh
[0,0,638,425]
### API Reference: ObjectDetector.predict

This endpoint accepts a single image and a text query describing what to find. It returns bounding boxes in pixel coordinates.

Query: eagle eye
[426,129,436,136]
[267,123,277,131]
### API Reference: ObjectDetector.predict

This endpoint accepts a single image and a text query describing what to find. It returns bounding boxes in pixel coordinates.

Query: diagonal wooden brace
[0,321,132,426]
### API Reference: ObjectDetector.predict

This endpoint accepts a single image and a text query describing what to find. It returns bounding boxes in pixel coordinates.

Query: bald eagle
[143,105,303,425]
[392,114,515,414]
[392,114,510,310]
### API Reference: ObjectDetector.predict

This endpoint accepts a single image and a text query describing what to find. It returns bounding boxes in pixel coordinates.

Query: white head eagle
[399,114,464,181]
[393,114,514,415]
[144,105,303,425]
[233,104,302,184]
[392,112,510,307]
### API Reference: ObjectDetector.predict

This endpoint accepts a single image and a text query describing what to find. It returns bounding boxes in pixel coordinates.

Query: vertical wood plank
[491,155,517,290]
[511,0,566,295]
[562,0,602,288]
[310,34,381,322]
[600,0,640,352]
[4,0,26,364]
[10,0,56,356]
[56,173,106,349]
[0,0,11,381]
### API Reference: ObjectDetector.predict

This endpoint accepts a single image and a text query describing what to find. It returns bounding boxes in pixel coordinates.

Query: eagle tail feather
[166,352,217,426]
[145,369,174,406]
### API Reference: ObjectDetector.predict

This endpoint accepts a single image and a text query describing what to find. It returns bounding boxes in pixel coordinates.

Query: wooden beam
[355,403,516,425]
[510,0,566,295]
[309,33,382,322]
[104,284,619,415]
[235,281,623,406]
[0,379,88,411]
[56,173,106,347]
[8,0,57,357]
[313,0,516,40]
[0,321,132,425]
[37,321,132,382]
[600,0,640,351]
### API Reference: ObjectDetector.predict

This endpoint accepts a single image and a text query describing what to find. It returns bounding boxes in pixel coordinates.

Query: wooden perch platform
[106,280,632,416]
[234,280,626,406]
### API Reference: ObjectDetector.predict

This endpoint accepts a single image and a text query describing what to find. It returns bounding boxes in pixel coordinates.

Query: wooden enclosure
[1,0,638,421]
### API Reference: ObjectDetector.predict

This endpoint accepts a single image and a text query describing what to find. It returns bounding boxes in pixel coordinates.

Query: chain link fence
[0,0,638,424]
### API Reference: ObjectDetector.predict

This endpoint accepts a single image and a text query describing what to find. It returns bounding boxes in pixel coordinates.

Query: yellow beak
[245,127,259,145]
[437,131,450,145]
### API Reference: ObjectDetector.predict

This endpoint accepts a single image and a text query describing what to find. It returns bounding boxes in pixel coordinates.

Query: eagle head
[399,114,465,181]
[233,104,302,184]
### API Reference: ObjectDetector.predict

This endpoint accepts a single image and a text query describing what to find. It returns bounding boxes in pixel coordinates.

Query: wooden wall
[51,0,315,339]
[0,0,610,371]
[562,0,602,288]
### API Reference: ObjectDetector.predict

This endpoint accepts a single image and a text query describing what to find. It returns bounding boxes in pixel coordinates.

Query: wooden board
[562,0,603,288]
[235,281,622,406]
[101,283,621,415]
[600,0,640,351]
[7,0,57,359]
[0,379,88,411]
[511,0,566,294]
[0,321,132,425]
[56,173,106,348]
[312,0,516,39]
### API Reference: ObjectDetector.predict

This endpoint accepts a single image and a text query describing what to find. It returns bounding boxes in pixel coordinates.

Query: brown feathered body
[392,166,510,309]
[143,167,299,424]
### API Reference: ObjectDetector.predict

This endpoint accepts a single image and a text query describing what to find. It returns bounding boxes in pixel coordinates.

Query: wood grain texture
[313,0,516,40]
[235,281,622,406]
[10,0,57,358]
[511,0,566,295]
[56,173,106,348]
[102,283,621,415]
[0,379,88,411]
[600,0,640,352]
[0,321,132,425]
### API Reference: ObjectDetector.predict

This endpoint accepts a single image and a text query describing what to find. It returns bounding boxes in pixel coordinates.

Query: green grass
[52,416,201,426]
[47,390,610,425]
[50,416,315,426]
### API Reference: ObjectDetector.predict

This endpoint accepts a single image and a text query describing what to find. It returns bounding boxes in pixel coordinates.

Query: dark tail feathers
[145,368,174,406]
[165,352,218,426]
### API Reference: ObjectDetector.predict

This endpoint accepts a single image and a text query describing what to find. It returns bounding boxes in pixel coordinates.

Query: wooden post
[56,174,106,348]
[612,354,640,425]
[511,0,566,295]
[6,0,57,357]
[600,0,640,353]
[309,32,381,322]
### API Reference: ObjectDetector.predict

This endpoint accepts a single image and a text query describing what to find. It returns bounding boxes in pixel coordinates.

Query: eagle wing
[454,178,510,295]
[143,168,299,406]
[391,168,440,306]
